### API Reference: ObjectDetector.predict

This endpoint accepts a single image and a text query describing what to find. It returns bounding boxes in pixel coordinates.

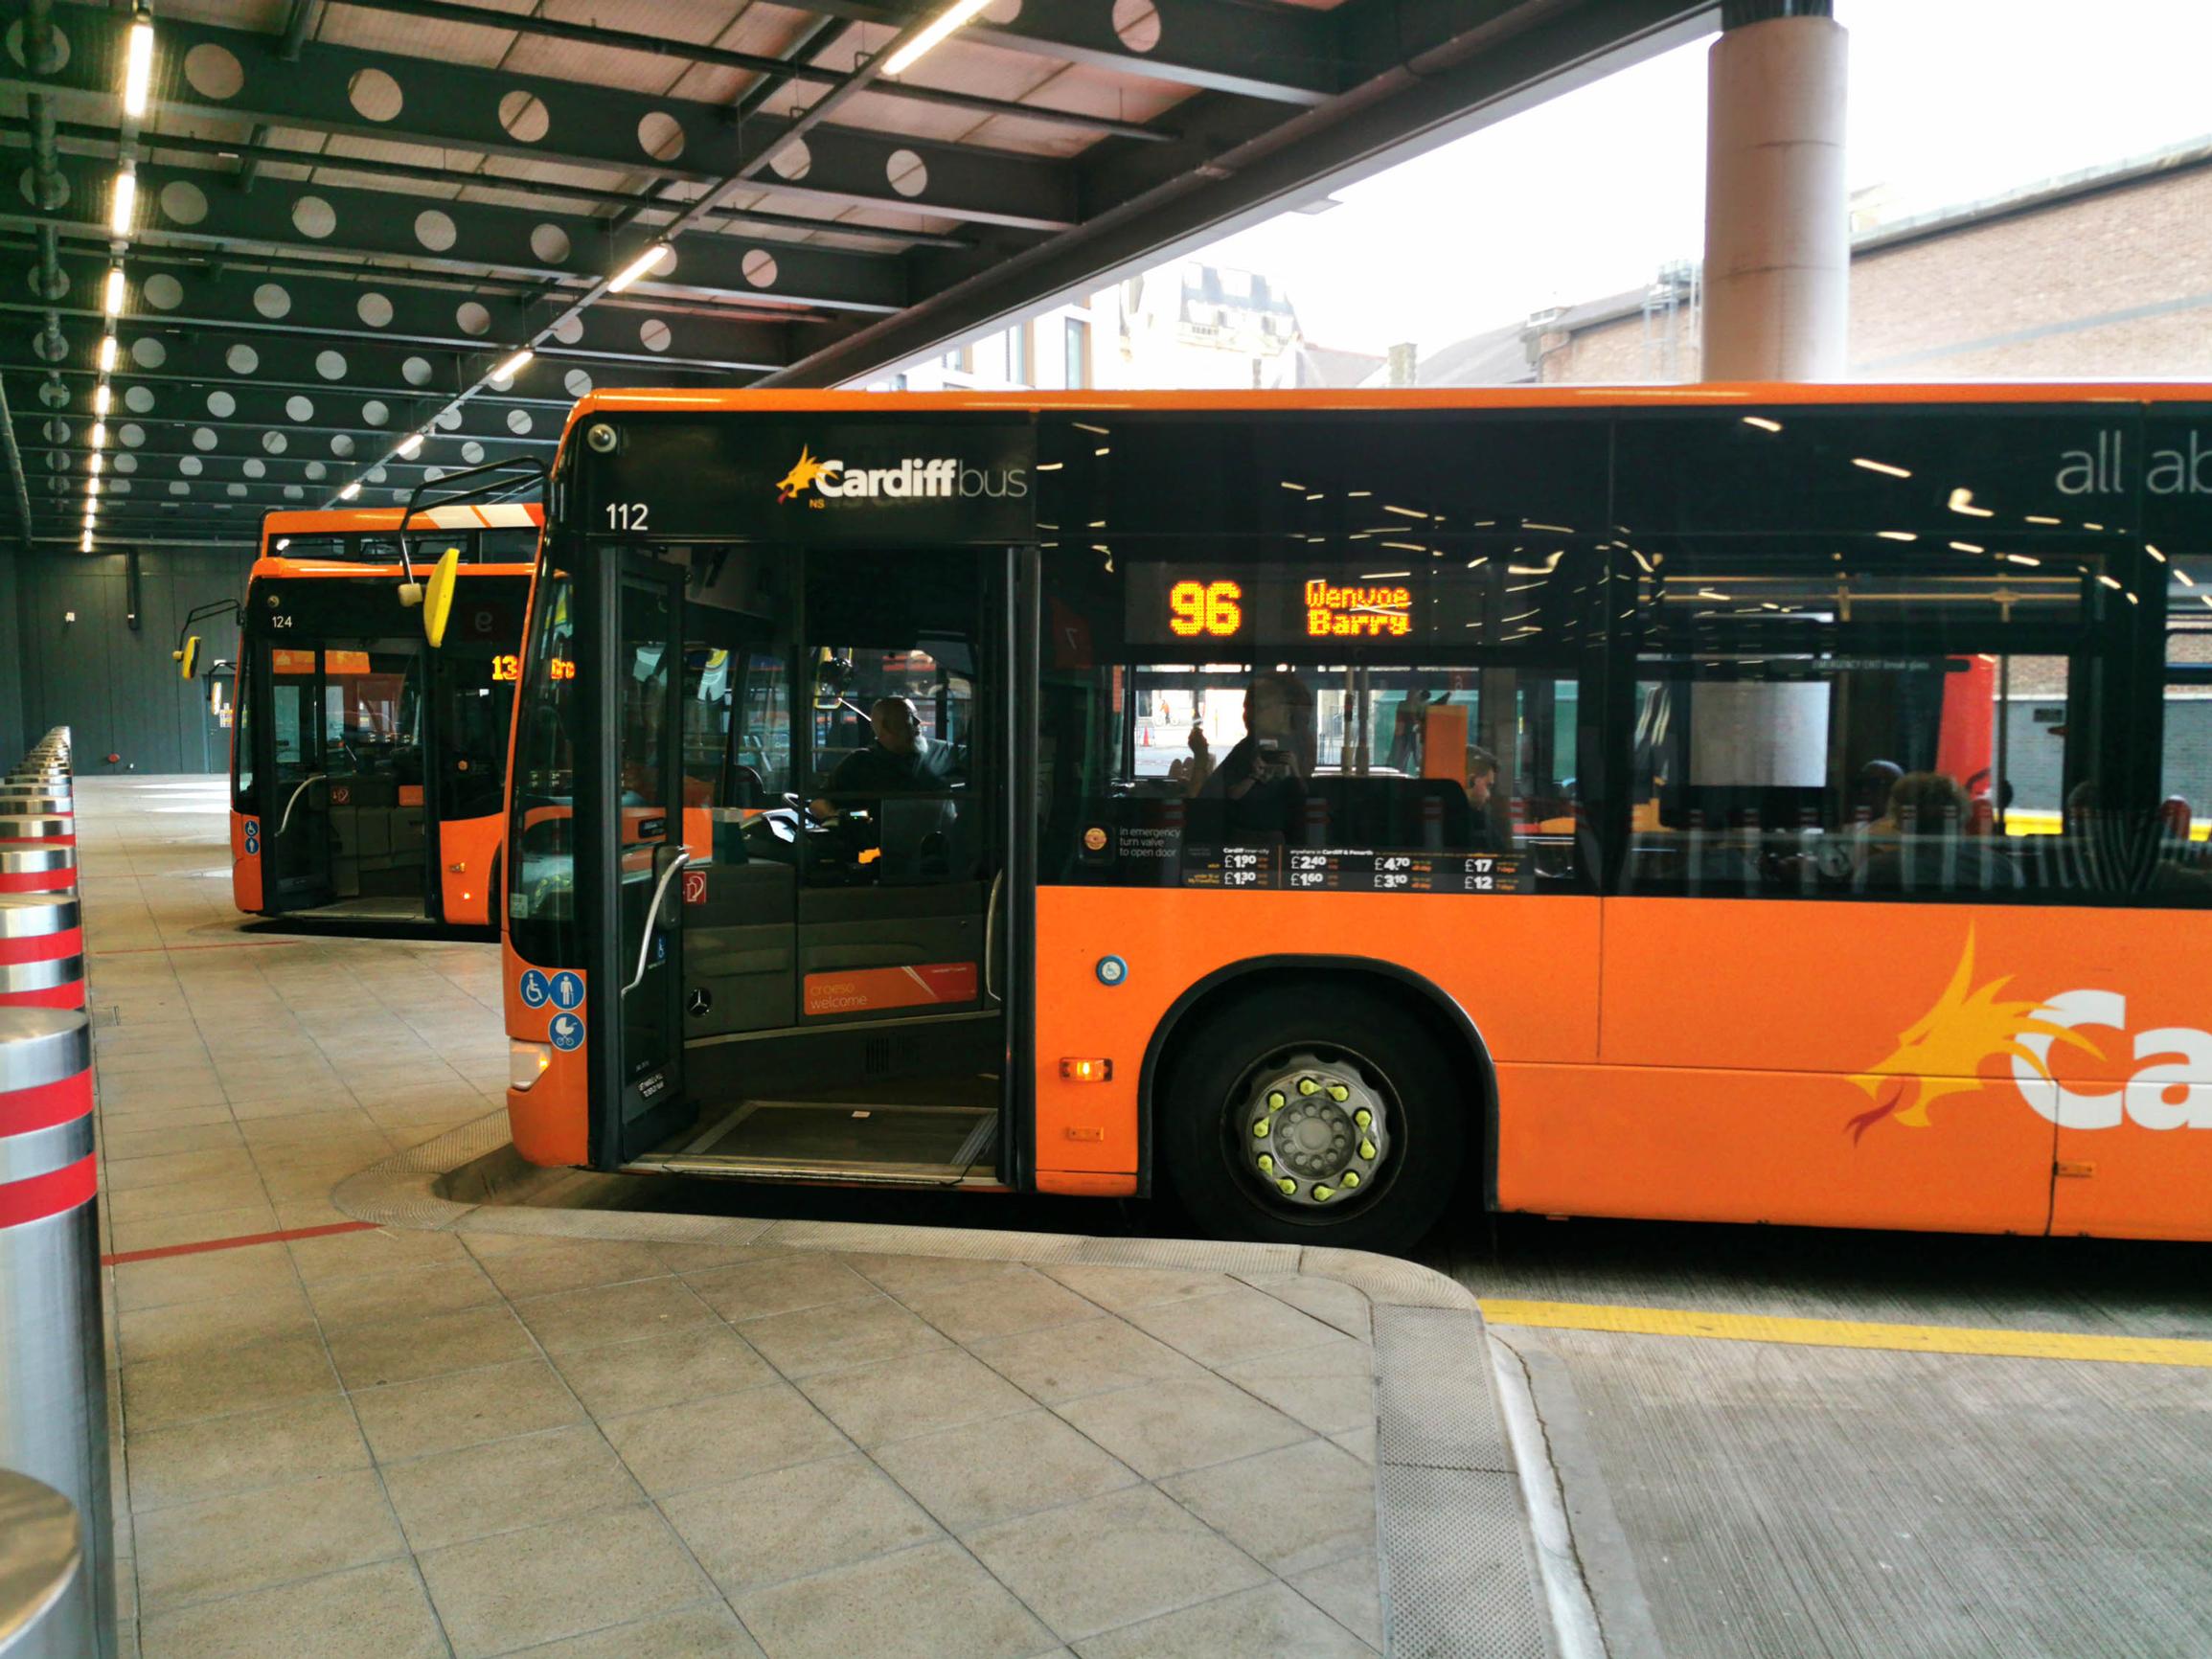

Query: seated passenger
[1463,744,1510,853]
[811,696,948,819]
[1864,771,2020,890]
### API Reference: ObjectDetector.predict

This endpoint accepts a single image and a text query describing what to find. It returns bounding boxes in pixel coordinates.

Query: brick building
[1397,135,2212,388]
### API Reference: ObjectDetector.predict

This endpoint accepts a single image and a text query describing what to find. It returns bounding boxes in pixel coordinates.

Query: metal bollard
[0,852,75,898]
[0,823,73,852]
[0,1009,110,1659]
[0,959,83,1011]
[0,898,80,972]
[0,1470,89,1659]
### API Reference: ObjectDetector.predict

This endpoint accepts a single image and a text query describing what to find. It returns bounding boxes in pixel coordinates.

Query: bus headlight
[510,1039,553,1090]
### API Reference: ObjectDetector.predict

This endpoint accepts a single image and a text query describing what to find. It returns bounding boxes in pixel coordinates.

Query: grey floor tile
[1288,1550,1384,1650]
[135,1558,446,1659]
[663,1453,943,1596]
[552,1324,775,1420]
[874,1408,1140,1534]
[600,1381,849,1497]
[102,1146,260,1192]
[127,1395,371,1511]
[1045,1264,1236,1313]
[1053,1375,1310,1480]
[327,1305,539,1390]
[287,1224,471,1284]
[1071,1581,1375,1658]
[896,1269,1101,1345]
[684,1253,880,1323]
[381,1423,646,1551]
[498,1602,765,1657]
[117,1278,318,1367]
[1216,1338,1378,1437]
[966,1485,1271,1642]
[122,1329,340,1433]
[797,1346,1036,1450]
[842,1253,1031,1300]
[737,1293,951,1380]
[305,1258,505,1330]
[109,1202,282,1257]
[1120,1286,1344,1369]
[418,1502,714,1659]
[135,1468,407,1612]
[969,1317,1207,1406]
[511,1275,719,1354]
[1237,1273,1374,1343]
[732,1538,1055,1659]
[462,1234,673,1301]
[1158,1439,1376,1576]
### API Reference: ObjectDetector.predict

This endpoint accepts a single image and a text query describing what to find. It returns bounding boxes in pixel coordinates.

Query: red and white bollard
[0,817,75,850]
[0,848,77,895]
[0,895,81,971]
[0,1005,111,1657]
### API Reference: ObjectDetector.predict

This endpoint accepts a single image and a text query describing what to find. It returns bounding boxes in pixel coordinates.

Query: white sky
[1183,0,2212,357]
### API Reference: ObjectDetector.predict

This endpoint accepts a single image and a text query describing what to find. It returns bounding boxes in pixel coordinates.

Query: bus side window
[2160,618,2212,901]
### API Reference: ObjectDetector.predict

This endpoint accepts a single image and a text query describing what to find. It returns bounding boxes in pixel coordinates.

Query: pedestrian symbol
[519,969,552,1009]
[549,971,584,1011]
[242,818,261,856]
[549,1011,584,1052]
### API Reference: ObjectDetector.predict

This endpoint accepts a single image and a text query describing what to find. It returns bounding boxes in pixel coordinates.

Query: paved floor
[75,779,1425,1658]
[1448,1214,2212,1658]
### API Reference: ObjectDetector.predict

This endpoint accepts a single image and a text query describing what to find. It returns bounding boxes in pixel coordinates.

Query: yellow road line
[1477,1298,2212,1368]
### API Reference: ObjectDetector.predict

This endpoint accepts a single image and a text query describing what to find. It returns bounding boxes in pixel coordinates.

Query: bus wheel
[1161,986,1467,1252]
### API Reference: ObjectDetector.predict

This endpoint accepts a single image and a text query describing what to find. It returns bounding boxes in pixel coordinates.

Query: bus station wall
[6,550,249,773]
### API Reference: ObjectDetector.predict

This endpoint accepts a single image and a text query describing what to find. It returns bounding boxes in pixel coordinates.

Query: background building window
[1064,318,1090,390]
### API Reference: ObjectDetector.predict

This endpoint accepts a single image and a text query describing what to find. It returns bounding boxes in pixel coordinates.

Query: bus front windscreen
[509,565,579,963]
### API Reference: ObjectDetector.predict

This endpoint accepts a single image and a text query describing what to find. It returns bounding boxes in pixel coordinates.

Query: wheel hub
[1240,1054,1390,1209]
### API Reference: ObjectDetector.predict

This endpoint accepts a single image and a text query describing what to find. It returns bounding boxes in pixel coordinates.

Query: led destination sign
[1129,562,1487,646]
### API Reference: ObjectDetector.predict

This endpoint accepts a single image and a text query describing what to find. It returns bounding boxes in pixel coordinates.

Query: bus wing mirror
[422,548,462,648]
[176,635,200,680]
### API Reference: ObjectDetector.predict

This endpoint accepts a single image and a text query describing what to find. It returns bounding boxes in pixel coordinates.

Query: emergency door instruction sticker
[549,971,584,1011]
[519,969,552,1009]
[242,819,260,855]
[549,1011,584,1051]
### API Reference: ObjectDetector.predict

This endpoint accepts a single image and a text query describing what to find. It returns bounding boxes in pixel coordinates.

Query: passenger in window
[1387,689,1439,774]
[1463,745,1510,852]
[1853,759,1904,827]
[1198,671,1313,835]
[811,695,948,817]
[1865,771,2020,891]
[1168,722,1216,797]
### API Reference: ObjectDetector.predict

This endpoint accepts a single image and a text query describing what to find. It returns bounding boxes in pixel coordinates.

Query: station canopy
[2,0,1710,547]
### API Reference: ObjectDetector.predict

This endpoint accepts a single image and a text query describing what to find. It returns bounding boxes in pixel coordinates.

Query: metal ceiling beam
[14,406,559,452]
[10,247,802,374]
[4,11,1079,231]
[770,0,1718,386]
[790,0,1342,105]
[6,153,910,320]
[57,119,969,252]
[0,345,734,411]
[331,0,1174,145]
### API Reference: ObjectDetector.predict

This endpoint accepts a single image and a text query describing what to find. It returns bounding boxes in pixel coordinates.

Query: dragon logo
[1845,927,2104,1142]
[775,445,838,501]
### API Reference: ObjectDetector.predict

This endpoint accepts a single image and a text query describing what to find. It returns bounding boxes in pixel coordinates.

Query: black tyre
[1158,983,1470,1252]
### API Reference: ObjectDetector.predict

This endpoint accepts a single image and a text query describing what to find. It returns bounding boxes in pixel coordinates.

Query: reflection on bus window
[2163,617,2212,897]
[509,569,578,953]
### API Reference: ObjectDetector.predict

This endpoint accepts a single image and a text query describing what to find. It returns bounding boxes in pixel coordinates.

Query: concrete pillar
[1700,0,1849,381]
[1386,343,1418,387]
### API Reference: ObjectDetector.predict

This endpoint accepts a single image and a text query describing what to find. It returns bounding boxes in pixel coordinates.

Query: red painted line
[98,939,308,956]
[102,1218,380,1266]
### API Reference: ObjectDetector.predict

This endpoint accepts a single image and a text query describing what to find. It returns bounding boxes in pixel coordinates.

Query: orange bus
[222,500,541,932]
[499,387,2212,1247]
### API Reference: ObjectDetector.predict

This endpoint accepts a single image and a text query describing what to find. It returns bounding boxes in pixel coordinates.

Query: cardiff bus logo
[775,445,839,501]
[1846,927,2212,1140]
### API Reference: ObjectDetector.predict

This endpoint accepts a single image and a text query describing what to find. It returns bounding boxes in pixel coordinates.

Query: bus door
[607,544,1016,1183]
[588,555,692,1160]
[261,644,334,910]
